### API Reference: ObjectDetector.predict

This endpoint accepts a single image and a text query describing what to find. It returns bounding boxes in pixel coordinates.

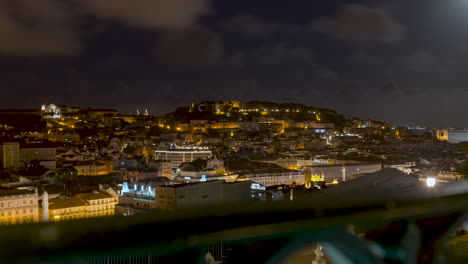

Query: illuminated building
[48,196,87,222]
[156,150,212,169]
[177,169,238,183]
[155,160,173,179]
[239,170,305,187]
[0,187,39,225]
[155,181,251,210]
[226,159,305,187]
[78,109,119,118]
[48,191,117,222]
[119,182,157,209]
[191,101,240,113]
[41,104,76,119]
[304,163,382,183]
[435,129,468,143]
[0,142,19,169]
[72,161,109,176]
[208,122,240,129]
[19,148,56,162]
[78,192,117,218]
[19,147,56,170]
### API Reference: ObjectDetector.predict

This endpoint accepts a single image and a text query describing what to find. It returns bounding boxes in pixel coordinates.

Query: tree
[459,164,468,179]
[461,143,468,154]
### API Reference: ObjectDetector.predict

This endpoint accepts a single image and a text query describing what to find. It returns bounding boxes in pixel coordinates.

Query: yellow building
[48,192,117,222]
[73,161,109,176]
[48,197,87,222]
[78,192,116,218]
[0,187,39,225]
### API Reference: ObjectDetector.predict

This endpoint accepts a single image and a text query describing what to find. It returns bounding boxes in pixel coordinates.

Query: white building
[435,129,468,143]
[156,150,212,169]
[0,187,39,225]
[155,181,251,209]
[240,171,305,187]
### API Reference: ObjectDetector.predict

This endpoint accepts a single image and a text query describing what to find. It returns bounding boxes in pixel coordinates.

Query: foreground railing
[1,186,468,263]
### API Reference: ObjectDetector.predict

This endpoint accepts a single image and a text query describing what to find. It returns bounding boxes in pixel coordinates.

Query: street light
[426,177,436,188]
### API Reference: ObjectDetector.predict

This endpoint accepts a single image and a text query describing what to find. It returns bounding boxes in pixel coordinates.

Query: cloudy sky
[1,0,468,128]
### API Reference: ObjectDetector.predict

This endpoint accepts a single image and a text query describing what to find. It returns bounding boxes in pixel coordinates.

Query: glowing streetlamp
[426,177,436,188]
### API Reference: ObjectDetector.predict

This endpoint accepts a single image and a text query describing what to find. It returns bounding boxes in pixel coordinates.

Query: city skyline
[2,0,468,128]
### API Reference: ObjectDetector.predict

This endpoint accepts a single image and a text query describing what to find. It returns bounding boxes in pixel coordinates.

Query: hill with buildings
[166,100,349,132]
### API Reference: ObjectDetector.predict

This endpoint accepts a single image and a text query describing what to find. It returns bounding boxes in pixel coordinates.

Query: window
[30,200,33,204]
[8,202,11,207]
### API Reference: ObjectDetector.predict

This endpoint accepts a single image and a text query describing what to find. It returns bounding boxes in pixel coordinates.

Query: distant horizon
[0,100,461,129]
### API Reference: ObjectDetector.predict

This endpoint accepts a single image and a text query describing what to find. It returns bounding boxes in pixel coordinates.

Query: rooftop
[0,187,34,197]
[49,197,86,210]
[78,192,113,201]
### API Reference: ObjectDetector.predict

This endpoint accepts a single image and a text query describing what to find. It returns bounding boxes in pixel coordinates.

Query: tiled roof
[78,192,113,201]
[0,187,32,197]
[49,197,86,210]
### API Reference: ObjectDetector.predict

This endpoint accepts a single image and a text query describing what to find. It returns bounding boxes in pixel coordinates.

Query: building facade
[19,147,57,169]
[304,163,382,183]
[0,142,19,169]
[435,129,468,143]
[48,192,117,222]
[155,150,212,169]
[0,187,39,225]
[73,161,109,176]
[155,181,251,210]
[240,171,305,187]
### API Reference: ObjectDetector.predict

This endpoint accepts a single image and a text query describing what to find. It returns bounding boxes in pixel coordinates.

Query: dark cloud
[402,51,438,68]
[381,81,399,94]
[352,51,383,64]
[318,68,339,80]
[154,27,223,66]
[79,0,211,30]
[311,5,404,42]
[219,13,299,37]
[95,55,130,69]
[226,43,314,67]
[0,0,212,57]
[0,0,82,56]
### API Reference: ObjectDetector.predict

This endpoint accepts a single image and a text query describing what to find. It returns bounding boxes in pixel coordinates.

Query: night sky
[1,0,468,128]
